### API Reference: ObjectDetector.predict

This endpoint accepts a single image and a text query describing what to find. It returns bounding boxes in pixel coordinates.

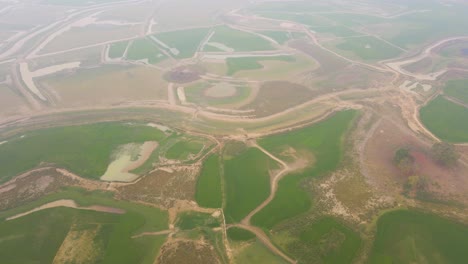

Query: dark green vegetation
[0,123,167,183]
[195,154,223,208]
[393,147,415,174]
[227,227,256,241]
[226,56,295,75]
[208,26,275,52]
[127,38,166,64]
[155,27,210,59]
[334,36,402,61]
[431,142,460,166]
[444,79,468,105]
[420,96,468,142]
[108,41,128,59]
[284,217,361,264]
[224,147,277,222]
[0,188,168,264]
[251,110,357,229]
[369,210,468,264]
[165,140,204,160]
[175,211,220,230]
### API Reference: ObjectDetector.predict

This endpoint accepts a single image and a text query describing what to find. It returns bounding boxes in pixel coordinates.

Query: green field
[224,147,277,223]
[368,210,468,263]
[155,28,210,59]
[234,240,287,264]
[258,31,291,44]
[420,96,468,142]
[310,26,358,37]
[208,26,275,52]
[281,217,361,264]
[256,13,334,27]
[226,56,296,76]
[0,123,168,183]
[0,188,168,264]
[333,36,402,61]
[195,154,223,208]
[175,211,220,230]
[108,41,128,59]
[227,227,256,241]
[165,139,204,160]
[127,38,167,64]
[251,110,357,229]
[444,79,468,105]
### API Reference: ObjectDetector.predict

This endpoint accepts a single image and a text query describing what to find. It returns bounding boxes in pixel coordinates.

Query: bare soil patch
[157,240,221,264]
[116,166,200,209]
[204,83,237,98]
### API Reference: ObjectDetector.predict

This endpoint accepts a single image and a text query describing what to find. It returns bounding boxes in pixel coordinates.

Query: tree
[393,147,415,174]
[431,142,460,166]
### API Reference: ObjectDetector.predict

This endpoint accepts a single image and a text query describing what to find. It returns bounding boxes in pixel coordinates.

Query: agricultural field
[251,110,357,229]
[195,154,223,208]
[0,122,168,183]
[420,96,468,143]
[154,27,210,59]
[258,31,291,45]
[330,36,403,61]
[184,81,252,108]
[443,79,468,105]
[205,26,275,52]
[224,146,278,223]
[126,38,167,64]
[369,210,468,264]
[233,240,287,264]
[41,65,168,107]
[275,217,362,264]
[0,188,168,264]
[108,41,129,59]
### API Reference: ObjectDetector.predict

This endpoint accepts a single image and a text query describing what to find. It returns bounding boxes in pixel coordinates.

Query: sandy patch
[0,141,7,145]
[6,199,125,221]
[177,87,187,104]
[204,83,237,98]
[101,141,158,182]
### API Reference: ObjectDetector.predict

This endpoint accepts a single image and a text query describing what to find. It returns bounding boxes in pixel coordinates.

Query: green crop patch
[420,96,468,143]
[207,26,275,52]
[155,28,210,59]
[369,210,468,263]
[0,188,168,264]
[281,217,361,263]
[234,240,288,264]
[226,56,296,76]
[175,211,220,230]
[251,110,357,229]
[165,139,204,160]
[227,227,256,241]
[108,41,128,59]
[0,123,168,183]
[444,79,468,105]
[127,38,167,64]
[223,147,277,223]
[195,154,223,208]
